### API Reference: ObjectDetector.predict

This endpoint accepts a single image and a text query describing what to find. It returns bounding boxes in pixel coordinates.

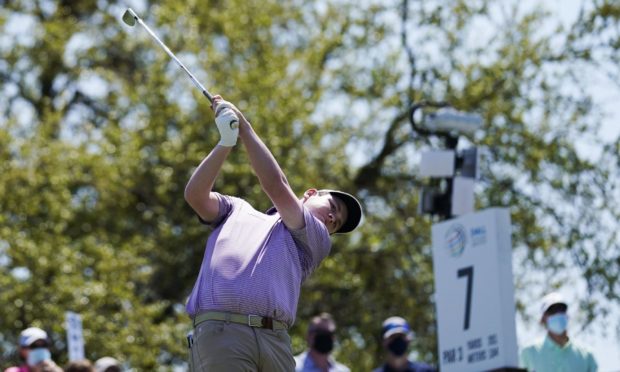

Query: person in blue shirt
[373,317,436,372]
[520,292,597,372]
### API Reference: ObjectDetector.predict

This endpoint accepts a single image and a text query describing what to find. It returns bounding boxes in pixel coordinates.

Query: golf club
[122,8,214,103]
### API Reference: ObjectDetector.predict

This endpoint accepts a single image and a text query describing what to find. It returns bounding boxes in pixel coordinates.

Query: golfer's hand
[212,95,239,147]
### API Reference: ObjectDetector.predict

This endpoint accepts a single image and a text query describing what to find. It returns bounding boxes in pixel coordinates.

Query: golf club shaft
[133,16,213,103]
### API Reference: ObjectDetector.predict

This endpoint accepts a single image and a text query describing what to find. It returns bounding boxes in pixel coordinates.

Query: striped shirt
[185,193,331,326]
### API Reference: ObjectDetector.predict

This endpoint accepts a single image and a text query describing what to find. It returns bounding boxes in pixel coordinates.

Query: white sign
[65,311,85,361]
[432,208,518,372]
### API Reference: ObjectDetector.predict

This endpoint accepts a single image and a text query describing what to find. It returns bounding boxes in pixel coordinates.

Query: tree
[0,0,618,369]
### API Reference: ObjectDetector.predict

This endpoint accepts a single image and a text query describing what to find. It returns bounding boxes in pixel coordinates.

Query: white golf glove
[214,101,239,147]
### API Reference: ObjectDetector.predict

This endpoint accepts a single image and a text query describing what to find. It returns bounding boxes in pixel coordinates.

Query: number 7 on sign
[457,266,474,330]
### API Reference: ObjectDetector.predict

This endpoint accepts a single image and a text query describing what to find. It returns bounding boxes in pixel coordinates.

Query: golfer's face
[306,192,348,234]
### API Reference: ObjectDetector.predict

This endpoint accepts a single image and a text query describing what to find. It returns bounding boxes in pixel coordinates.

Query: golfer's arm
[239,121,304,230]
[184,145,232,222]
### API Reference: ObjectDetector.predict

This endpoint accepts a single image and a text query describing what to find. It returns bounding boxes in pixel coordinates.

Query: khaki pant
[189,320,295,372]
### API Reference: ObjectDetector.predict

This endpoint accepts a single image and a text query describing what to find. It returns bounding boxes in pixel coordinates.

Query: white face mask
[546,313,569,335]
[27,348,51,366]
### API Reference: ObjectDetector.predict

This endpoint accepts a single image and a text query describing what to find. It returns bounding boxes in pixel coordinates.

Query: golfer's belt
[193,311,288,330]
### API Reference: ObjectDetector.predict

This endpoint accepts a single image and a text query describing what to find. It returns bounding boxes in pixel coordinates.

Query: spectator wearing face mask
[4,327,62,372]
[373,317,436,372]
[294,313,350,372]
[520,292,597,372]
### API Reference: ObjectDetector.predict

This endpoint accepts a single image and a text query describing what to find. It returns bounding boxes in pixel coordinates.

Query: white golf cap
[381,316,413,340]
[321,190,363,234]
[94,357,121,372]
[19,327,48,347]
[265,189,363,234]
[540,292,567,317]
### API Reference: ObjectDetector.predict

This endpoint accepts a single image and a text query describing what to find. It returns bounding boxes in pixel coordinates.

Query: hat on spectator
[94,357,122,372]
[19,327,48,347]
[381,316,413,340]
[540,292,568,319]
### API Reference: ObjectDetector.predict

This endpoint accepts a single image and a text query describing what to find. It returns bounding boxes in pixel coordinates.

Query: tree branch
[354,109,410,190]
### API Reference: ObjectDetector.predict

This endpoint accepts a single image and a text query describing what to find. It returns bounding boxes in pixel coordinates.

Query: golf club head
[122,8,138,26]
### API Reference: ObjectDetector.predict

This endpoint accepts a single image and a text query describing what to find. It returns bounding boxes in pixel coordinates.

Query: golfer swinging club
[184,95,363,371]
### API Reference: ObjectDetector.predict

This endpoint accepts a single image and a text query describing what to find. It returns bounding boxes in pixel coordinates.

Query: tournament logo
[471,226,487,246]
[445,224,467,257]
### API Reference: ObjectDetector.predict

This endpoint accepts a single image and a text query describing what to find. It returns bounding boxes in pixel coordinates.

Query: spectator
[373,317,436,372]
[520,292,597,372]
[4,327,62,372]
[93,358,121,372]
[294,313,350,371]
[63,360,93,372]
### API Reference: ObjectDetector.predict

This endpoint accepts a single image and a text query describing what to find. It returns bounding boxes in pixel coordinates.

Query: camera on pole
[423,108,483,136]
[410,103,482,219]
[413,103,522,372]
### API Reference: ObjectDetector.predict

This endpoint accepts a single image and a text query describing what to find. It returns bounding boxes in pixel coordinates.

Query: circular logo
[445,224,467,257]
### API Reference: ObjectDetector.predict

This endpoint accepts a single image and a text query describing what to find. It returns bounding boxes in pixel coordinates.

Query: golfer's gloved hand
[214,101,239,147]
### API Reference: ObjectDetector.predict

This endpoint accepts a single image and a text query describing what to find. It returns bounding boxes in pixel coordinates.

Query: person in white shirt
[294,313,350,372]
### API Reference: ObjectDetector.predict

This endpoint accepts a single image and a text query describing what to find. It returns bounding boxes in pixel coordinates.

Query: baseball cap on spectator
[381,316,413,340]
[540,292,568,319]
[94,357,122,372]
[19,327,48,347]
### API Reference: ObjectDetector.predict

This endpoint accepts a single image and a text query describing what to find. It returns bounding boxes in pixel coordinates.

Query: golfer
[184,95,363,371]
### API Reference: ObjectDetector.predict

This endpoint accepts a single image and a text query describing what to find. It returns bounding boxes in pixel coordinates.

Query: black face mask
[387,336,409,356]
[312,332,334,354]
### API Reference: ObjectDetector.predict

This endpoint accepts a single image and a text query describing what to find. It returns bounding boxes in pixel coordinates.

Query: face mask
[546,313,568,335]
[387,336,409,356]
[27,348,51,366]
[312,332,334,354]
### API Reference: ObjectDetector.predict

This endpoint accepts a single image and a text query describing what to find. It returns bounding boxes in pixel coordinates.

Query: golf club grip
[202,90,213,103]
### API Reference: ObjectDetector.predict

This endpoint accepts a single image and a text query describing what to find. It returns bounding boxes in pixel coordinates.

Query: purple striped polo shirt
[185,193,331,326]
